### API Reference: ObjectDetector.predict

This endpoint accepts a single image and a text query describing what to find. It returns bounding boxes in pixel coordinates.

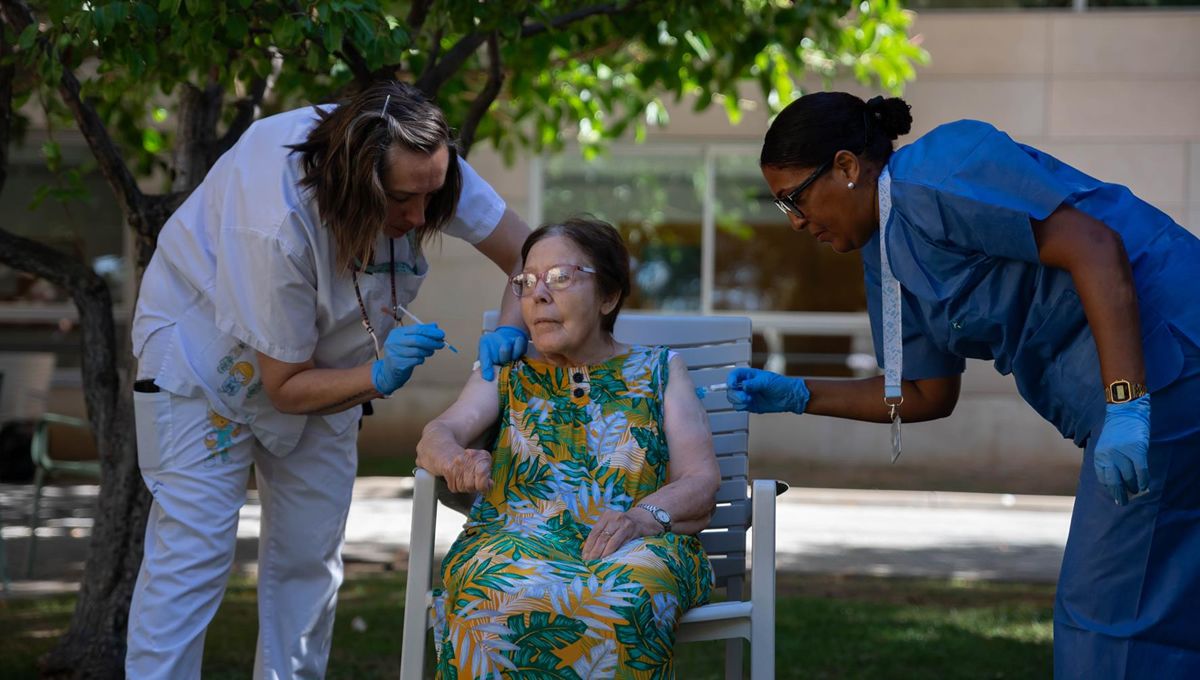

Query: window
[540,145,874,377]
[542,150,705,311]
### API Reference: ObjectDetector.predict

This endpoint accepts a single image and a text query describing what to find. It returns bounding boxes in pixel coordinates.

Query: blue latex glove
[725,367,811,414]
[477,325,529,381]
[1093,394,1151,506]
[371,323,445,396]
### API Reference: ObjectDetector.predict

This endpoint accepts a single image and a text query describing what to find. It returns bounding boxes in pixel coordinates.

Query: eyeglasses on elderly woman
[510,264,596,298]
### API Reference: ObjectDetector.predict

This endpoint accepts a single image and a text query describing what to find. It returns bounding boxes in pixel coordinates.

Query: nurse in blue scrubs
[729,91,1200,678]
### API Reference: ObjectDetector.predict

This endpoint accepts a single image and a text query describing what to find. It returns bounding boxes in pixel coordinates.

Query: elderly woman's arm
[416,371,501,494]
[583,354,721,559]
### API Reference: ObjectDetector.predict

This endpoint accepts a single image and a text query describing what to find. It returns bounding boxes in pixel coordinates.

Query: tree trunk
[39,279,148,680]
[36,83,223,680]
[0,225,149,679]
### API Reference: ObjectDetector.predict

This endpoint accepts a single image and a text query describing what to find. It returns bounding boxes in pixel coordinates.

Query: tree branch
[458,33,503,158]
[0,13,14,197]
[170,80,224,193]
[417,25,443,85]
[407,0,433,31]
[0,228,94,290]
[2,0,153,238]
[338,39,374,88]
[215,76,267,159]
[414,1,649,99]
[415,30,486,98]
[520,0,649,39]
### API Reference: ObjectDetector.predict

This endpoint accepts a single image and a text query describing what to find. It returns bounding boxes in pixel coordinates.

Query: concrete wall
[365,10,1200,493]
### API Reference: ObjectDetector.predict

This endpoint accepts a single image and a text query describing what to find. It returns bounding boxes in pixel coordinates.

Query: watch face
[653,509,670,525]
[1112,382,1130,402]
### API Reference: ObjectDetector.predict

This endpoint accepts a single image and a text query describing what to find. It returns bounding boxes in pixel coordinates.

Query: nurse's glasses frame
[510,264,596,298]
[773,160,831,220]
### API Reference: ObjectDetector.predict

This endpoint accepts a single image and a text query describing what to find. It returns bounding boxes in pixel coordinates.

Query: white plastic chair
[400,312,779,679]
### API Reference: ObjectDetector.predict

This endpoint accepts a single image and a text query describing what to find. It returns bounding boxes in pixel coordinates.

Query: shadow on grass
[0,570,1052,679]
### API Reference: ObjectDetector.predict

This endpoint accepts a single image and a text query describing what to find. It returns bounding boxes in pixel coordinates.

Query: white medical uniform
[126,105,504,679]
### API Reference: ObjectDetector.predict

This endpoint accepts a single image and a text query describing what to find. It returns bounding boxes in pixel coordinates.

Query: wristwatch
[1106,379,1147,404]
[637,503,672,533]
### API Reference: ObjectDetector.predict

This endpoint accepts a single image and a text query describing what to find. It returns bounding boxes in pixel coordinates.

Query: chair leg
[724,638,743,679]
[401,468,439,680]
[0,507,9,593]
[26,466,45,578]
[750,480,777,680]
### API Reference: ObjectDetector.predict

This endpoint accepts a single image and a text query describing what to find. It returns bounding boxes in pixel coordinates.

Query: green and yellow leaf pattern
[436,346,714,678]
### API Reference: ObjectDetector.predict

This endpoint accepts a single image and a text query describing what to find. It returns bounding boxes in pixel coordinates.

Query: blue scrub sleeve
[865,265,965,381]
[894,126,1074,264]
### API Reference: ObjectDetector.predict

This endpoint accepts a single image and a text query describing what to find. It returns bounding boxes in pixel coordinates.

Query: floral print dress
[433,345,714,679]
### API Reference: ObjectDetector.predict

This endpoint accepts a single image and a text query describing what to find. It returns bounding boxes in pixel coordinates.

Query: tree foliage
[13,0,923,173]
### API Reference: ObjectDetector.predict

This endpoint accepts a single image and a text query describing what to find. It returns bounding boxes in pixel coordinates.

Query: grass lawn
[0,570,1053,679]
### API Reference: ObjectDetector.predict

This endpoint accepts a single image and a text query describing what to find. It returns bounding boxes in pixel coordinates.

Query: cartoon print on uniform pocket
[246,380,264,399]
[217,342,248,374]
[204,410,242,466]
[220,361,255,397]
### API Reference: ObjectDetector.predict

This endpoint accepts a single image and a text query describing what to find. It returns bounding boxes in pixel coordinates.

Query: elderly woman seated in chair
[416,217,721,678]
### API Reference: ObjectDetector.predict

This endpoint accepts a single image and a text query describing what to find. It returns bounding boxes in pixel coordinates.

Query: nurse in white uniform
[126,81,532,679]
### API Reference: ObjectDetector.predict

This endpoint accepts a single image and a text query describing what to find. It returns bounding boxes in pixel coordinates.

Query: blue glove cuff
[495,325,529,339]
[785,377,811,415]
[1105,394,1150,419]
[371,359,392,397]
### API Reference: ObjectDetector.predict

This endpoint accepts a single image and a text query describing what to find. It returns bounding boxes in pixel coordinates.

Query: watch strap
[636,503,671,532]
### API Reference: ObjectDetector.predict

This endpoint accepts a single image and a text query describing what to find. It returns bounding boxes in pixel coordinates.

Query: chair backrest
[0,352,57,426]
[483,311,752,594]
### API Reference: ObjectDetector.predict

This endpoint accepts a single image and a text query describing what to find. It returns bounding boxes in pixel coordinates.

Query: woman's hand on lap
[582,509,659,560]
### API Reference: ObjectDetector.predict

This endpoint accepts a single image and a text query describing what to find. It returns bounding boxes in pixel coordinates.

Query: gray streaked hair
[288,81,462,273]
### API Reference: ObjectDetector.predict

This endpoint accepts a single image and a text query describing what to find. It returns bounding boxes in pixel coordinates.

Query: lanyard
[878,167,903,463]
[351,239,398,361]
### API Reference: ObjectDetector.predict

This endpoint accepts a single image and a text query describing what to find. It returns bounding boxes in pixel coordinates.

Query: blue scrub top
[863,120,1200,446]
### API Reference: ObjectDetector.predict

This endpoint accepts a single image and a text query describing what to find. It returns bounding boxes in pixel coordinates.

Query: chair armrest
[42,412,89,429]
[30,413,100,476]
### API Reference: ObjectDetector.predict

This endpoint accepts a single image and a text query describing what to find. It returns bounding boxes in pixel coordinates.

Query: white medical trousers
[126,389,358,679]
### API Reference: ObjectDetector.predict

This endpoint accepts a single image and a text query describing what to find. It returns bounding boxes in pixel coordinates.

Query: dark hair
[520,217,632,333]
[288,81,462,273]
[760,92,913,169]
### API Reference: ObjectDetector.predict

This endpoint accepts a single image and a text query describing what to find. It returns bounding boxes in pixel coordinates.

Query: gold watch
[1106,379,1147,404]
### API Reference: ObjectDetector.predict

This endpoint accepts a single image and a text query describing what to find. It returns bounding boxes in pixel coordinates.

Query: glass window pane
[712,153,866,314]
[1088,0,1200,6]
[905,0,1070,7]
[542,152,705,311]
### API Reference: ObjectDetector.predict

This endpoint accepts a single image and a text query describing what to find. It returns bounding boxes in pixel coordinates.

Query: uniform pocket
[133,389,173,473]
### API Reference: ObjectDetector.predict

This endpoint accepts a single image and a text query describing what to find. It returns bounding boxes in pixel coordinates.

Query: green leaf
[41,141,62,172]
[17,24,38,50]
[142,128,165,153]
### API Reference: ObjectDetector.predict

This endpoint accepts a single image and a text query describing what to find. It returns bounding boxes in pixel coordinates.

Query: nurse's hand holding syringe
[386,302,459,353]
[371,302,459,397]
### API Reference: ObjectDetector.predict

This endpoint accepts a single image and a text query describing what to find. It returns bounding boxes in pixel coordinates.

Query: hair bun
[865,95,913,140]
